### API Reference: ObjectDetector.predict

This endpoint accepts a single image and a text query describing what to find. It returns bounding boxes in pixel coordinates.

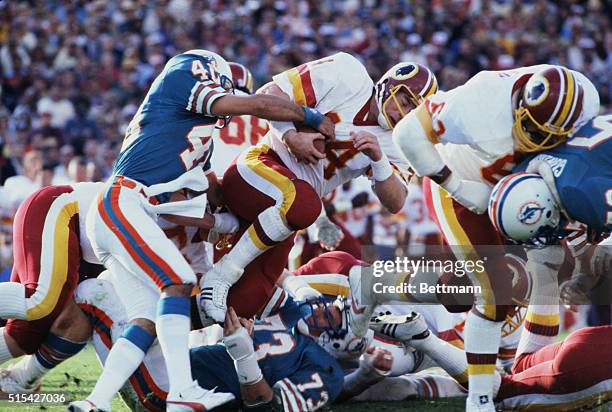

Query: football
[295,124,327,154]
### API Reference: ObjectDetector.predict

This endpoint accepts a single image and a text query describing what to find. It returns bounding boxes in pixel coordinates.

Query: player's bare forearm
[374,175,407,213]
[160,212,215,229]
[211,94,305,122]
[240,378,274,407]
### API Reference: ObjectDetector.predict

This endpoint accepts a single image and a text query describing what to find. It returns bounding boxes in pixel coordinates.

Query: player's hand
[358,346,393,379]
[316,115,336,141]
[560,277,592,311]
[365,347,393,374]
[313,215,344,251]
[590,242,612,278]
[284,130,326,164]
[223,307,255,361]
[351,131,382,161]
[212,212,239,234]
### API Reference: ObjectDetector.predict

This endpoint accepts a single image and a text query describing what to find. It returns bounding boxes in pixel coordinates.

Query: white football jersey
[211,90,269,177]
[426,65,599,186]
[264,52,411,197]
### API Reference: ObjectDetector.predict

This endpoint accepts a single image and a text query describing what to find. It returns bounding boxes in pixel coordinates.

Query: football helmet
[488,172,561,245]
[375,62,438,129]
[296,296,350,340]
[228,62,255,94]
[513,67,584,152]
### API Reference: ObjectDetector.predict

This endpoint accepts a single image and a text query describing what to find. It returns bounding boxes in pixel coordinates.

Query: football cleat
[67,399,110,412]
[166,381,235,411]
[369,311,430,343]
[347,265,376,338]
[199,259,244,323]
[198,277,231,323]
[0,367,41,393]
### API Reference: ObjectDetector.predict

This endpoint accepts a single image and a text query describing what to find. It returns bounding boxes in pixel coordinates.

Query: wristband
[302,106,324,129]
[235,353,263,385]
[370,153,393,182]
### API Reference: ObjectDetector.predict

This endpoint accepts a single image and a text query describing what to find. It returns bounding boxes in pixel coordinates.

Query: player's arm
[336,346,393,402]
[392,103,491,214]
[210,93,335,142]
[353,130,406,213]
[222,307,278,409]
[257,82,328,164]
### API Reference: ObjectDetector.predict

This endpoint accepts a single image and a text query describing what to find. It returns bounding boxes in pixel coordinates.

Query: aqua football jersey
[114,52,230,186]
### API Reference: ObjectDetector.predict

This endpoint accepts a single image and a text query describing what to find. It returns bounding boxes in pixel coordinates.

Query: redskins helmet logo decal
[392,64,418,80]
[524,76,549,107]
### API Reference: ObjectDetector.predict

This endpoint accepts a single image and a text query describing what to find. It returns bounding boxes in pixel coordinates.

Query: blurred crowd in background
[0,0,610,278]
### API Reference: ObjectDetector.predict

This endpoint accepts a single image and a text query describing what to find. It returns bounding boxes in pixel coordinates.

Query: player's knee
[285,180,321,230]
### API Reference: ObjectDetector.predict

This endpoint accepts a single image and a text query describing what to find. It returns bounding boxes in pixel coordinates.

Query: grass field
[0,345,608,412]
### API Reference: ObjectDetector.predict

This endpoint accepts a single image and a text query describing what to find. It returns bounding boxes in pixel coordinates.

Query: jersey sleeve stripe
[282,378,308,411]
[204,89,226,115]
[286,64,316,107]
[298,65,316,107]
[275,381,298,412]
[415,103,439,144]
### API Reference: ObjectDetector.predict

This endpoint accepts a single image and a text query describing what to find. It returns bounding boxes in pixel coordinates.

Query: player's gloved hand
[223,307,262,385]
[441,173,491,215]
[282,274,322,301]
[212,212,239,234]
[312,215,344,251]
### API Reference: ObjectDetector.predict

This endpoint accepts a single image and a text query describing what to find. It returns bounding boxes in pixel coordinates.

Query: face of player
[384,89,416,128]
[306,303,342,338]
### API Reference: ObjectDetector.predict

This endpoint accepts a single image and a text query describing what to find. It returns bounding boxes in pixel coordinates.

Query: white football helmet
[184,49,234,92]
[488,172,561,244]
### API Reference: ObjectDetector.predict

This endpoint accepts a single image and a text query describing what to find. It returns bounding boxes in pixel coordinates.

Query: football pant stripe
[26,197,78,320]
[430,182,497,320]
[241,144,297,217]
[100,180,183,287]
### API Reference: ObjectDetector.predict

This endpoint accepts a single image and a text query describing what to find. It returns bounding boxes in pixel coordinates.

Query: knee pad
[258,206,293,242]
[285,180,321,230]
[75,278,129,325]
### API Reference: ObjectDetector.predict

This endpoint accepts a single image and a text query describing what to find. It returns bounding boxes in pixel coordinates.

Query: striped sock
[35,333,87,370]
[517,258,560,357]
[464,311,501,407]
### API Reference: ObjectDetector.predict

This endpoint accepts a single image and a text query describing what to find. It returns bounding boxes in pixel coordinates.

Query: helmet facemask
[376,82,423,129]
[512,106,571,153]
[297,297,350,340]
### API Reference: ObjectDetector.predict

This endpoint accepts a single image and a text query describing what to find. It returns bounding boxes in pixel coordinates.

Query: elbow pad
[392,111,445,177]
